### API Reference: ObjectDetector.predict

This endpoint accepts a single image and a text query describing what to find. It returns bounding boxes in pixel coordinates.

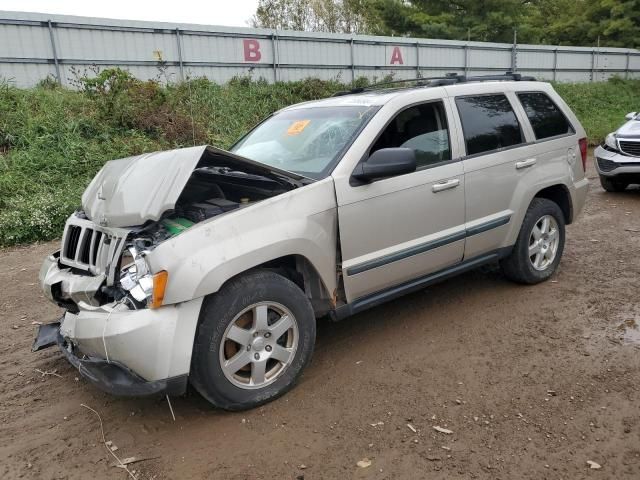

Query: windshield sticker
[286,120,311,136]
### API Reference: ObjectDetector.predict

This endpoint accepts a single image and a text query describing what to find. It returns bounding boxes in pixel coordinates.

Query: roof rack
[332,71,537,96]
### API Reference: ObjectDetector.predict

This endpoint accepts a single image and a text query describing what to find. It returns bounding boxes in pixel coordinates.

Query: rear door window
[517,92,574,140]
[455,94,524,156]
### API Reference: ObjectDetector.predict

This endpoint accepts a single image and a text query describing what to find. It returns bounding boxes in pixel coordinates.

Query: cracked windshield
[232,105,378,179]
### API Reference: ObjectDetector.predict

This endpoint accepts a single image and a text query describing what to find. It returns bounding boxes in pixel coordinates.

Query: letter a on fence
[243,39,262,62]
[390,47,403,65]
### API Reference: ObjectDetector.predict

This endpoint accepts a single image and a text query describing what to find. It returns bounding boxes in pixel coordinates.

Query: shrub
[0,72,639,247]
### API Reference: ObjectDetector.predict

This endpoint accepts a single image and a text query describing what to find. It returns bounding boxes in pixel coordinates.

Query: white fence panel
[0,10,638,87]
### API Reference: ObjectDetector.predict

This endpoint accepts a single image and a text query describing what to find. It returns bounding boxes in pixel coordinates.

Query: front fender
[146,178,338,305]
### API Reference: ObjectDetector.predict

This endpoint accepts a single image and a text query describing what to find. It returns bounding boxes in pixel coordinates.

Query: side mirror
[352,148,417,182]
[625,112,637,121]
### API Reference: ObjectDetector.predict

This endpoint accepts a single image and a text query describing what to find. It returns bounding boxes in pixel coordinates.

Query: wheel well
[534,185,573,224]
[222,255,335,318]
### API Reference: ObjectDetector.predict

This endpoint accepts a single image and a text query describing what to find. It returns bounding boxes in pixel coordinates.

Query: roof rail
[332,71,537,96]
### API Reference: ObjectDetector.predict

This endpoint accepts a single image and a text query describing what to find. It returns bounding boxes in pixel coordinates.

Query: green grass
[1,71,638,246]
[553,77,639,144]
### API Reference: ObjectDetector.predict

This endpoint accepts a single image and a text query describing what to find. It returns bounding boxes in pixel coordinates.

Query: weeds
[0,69,638,246]
[553,77,639,144]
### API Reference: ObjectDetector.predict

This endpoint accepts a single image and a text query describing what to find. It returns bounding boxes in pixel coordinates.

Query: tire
[599,175,628,192]
[500,198,565,284]
[190,270,315,411]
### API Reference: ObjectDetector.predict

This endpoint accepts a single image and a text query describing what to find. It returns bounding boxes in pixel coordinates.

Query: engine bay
[126,166,290,248]
[113,166,292,308]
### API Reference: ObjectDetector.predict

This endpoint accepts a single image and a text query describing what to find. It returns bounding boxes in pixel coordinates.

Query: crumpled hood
[616,118,640,138]
[82,145,304,228]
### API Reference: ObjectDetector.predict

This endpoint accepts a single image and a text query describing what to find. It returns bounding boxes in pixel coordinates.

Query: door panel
[338,161,465,302]
[462,150,527,258]
[335,98,466,303]
[450,92,534,259]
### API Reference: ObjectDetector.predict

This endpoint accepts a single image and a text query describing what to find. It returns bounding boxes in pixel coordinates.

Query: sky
[0,0,261,27]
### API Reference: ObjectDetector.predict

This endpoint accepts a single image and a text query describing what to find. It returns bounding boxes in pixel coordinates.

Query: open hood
[82,145,306,228]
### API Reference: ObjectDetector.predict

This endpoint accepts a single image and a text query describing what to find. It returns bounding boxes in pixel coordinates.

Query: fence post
[271,32,278,82]
[47,20,61,84]
[350,37,355,84]
[625,52,630,79]
[553,48,558,81]
[511,28,517,72]
[591,36,600,82]
[415,42,420,77]
[175,28,184,81]
[463,44,469,76]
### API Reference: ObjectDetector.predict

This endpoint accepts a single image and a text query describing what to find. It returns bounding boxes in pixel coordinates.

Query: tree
[522,0,639,47]
[251,0,640,48]
[585,0,640,48]
[250,0,312,31]
[250,0,377,33]
[370,0,537,43]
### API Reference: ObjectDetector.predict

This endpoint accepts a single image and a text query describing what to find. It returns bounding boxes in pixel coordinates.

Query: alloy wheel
[219,302,298,389]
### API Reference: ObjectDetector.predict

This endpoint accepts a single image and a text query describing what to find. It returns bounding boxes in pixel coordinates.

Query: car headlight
[604,133,618,151]
[119,247,168,308]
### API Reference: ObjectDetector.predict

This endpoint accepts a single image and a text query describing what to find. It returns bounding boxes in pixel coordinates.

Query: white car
[594,112,640,192]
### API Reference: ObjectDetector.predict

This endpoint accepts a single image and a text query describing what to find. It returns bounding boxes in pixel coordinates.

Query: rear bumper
[594,146,640,178]
[33,321,187,396]
[570,177,589,222]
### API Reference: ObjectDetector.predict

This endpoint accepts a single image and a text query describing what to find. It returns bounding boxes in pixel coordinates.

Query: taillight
[578,137,588,172]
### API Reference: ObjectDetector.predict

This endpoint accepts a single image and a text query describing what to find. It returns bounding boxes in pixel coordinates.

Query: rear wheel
[500,198,565,284]
[599,175,628,192]
[190,271,316,410]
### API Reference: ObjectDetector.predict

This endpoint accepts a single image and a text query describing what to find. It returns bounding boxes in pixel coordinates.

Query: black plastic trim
[32,321,60,352]
[334,248,512,320]
[466,215,512,237]
[346,214,511,276]
[346,230,466,276]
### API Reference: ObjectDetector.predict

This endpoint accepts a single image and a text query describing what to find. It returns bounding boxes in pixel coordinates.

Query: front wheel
[190,271,316,410]
[599,175,628,192]
[500,198,565,284]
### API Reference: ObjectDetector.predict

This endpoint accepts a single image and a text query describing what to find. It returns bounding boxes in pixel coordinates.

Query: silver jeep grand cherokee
[34,74,588,410]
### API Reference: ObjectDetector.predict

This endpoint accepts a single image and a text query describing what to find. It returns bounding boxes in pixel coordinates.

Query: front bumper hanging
[32,322,187,396]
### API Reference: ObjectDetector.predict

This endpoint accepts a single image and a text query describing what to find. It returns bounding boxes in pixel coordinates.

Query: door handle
[515,158,537,169]
[432,178,460,193]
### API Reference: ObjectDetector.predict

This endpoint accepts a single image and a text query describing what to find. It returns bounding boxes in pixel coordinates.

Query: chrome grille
[59,216,129,285]
[64,225,82,259]
[619,140,640,157]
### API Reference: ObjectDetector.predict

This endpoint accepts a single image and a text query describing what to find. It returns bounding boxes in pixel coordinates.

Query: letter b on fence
[243,39,262,62]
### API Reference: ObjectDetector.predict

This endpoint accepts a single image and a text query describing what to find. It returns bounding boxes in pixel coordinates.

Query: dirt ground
[1,159,639,480]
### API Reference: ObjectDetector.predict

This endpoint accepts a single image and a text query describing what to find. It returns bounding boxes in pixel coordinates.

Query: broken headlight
[119,247,169,308]
[119,247,154,303]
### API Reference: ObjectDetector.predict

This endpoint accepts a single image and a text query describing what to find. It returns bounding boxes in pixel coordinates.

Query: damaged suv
[35,74,588,410]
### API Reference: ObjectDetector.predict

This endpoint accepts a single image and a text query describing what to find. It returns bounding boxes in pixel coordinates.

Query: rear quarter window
[455,94,524,156]
[517,92,574,140]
